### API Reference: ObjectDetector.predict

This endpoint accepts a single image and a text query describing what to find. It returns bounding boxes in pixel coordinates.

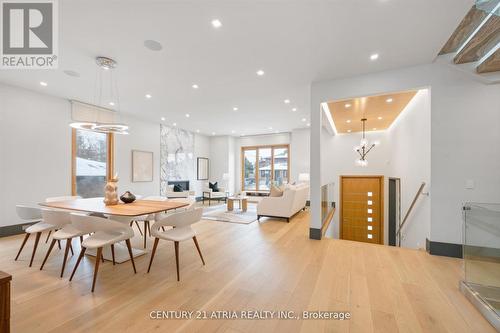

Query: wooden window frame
[241,144,290,192]
[71,128,114,196]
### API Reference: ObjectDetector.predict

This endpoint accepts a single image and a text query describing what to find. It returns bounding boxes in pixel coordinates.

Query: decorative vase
[104,174,119,206]
[120,191,136,204]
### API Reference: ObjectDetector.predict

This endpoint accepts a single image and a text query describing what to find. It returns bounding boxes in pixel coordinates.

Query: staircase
[437,0,500,83]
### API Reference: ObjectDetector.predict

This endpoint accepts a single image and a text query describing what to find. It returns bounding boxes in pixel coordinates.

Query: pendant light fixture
[69,56,129,134]
[354,118,378,167]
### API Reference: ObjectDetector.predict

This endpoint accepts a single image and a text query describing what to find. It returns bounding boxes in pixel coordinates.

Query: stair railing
[397,182,428,247]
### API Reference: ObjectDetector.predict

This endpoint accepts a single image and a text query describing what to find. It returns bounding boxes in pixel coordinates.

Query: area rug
[202,204,257,224]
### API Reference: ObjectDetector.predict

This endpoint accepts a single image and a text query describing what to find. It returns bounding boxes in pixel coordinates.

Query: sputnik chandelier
[354,118,378,167]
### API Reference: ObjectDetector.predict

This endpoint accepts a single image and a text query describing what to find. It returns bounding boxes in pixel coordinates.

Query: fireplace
[168,180,189,191]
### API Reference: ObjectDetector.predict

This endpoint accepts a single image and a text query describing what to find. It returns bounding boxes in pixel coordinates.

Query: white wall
[386,89,431,248]
[311,62,500,245]
[193,133,210,197]
[290,128,310,183]
[0,84,72,227]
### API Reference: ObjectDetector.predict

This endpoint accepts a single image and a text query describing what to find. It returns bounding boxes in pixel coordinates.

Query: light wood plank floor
[0,209,496,333]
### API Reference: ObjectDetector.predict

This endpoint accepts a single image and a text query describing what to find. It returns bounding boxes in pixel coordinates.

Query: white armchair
[202,185,227,205]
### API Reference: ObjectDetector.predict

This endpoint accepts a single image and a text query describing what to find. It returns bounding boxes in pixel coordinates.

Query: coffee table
[227,196,248,212]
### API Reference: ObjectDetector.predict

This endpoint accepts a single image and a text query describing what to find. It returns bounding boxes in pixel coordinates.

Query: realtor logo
[1,0,58,69]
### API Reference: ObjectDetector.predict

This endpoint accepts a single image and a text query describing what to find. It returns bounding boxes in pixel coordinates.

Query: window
[241,145,289,191]
[72,129,114,198]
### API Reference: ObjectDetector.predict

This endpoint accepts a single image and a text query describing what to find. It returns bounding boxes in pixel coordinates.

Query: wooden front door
[340,176,384,244]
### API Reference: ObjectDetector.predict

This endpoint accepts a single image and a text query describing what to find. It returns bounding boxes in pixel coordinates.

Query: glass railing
[462,203,500,328]
[321,182,335,225]
[476,0,500,16]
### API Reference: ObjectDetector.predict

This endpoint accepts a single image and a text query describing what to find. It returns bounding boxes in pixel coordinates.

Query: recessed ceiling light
[196,129,200,133]
[145,94,152,99]
[211,19,222,28]
[231,130,235,134]
[268,126,273,130]
[256,70,265,76]
[386,98,393,103]
[63,70,80,77]
[233,107,238,111]
[161,117,166,121]
[39,81,48,86]
[173,122,177,126]
[346,120,351,123]
[370,53,379,61]
[301,118,307,122]
[345,103,351,108]
[378,116,383,120]
[347,129,352,133]
[284,99,290,104]
[306,123,311,127]
[292,108,297,112]
[192,84,199,89]
[185,113,190,118]
[109,102,115,106]
[212,132,216,136]
[144,40,163,51]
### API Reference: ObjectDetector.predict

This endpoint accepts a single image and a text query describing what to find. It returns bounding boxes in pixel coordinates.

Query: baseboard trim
[426,238,463,258]
[0,223,35,238]
[309,228,322,240]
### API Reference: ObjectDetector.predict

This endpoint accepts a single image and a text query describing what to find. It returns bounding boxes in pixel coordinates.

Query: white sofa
[165,185,192,198]
[257,184,309,222]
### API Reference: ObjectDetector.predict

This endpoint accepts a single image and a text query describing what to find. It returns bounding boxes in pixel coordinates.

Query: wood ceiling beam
[439,6,487,55]
[454,15,500,64]
[477,47,500,73]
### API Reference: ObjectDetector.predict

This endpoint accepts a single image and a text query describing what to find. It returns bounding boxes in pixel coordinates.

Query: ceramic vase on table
[120,191,136,204]
[104,174,119,206]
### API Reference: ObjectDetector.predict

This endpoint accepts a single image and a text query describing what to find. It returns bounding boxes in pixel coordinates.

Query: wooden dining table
[40,197,189,263]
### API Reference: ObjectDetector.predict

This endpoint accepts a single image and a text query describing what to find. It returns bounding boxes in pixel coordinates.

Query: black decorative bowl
[120,191,136,204]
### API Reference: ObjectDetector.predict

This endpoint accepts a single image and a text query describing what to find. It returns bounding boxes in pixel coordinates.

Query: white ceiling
[0,0,473,136]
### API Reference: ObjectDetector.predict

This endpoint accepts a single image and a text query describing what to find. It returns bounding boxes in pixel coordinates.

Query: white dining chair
[44,196,82,243]
[15,205,58,267]
[69,213,136,292]
[106,215,136,265]
[134,195,168,249]
[39,209,87,277]
[147,208,205,281]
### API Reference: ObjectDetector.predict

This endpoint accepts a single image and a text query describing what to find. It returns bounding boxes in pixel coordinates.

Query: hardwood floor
[0,209,495,333]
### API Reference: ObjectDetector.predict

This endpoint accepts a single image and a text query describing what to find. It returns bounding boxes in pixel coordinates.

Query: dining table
[40,197,189,263]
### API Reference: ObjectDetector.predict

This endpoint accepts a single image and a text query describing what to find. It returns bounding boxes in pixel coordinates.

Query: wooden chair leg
[15,233,30,260]
[111,244,116,265]
[69,242,74,256]
[91,247,103,292]
[40,239,57,270]
[60,239,72,278]
[80,235,84,244]
[174,241,180,281]
[57,240,61,250]
[134,221,143,236]
[147,221,151,235]
[143,221,149,249]
[45,230,52,243]
[125,239,137,274]
[69,247,86,281]
[100,252,105,263]
[147,238,159,273]
[192,236,205,265]
[29,232,42,267]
